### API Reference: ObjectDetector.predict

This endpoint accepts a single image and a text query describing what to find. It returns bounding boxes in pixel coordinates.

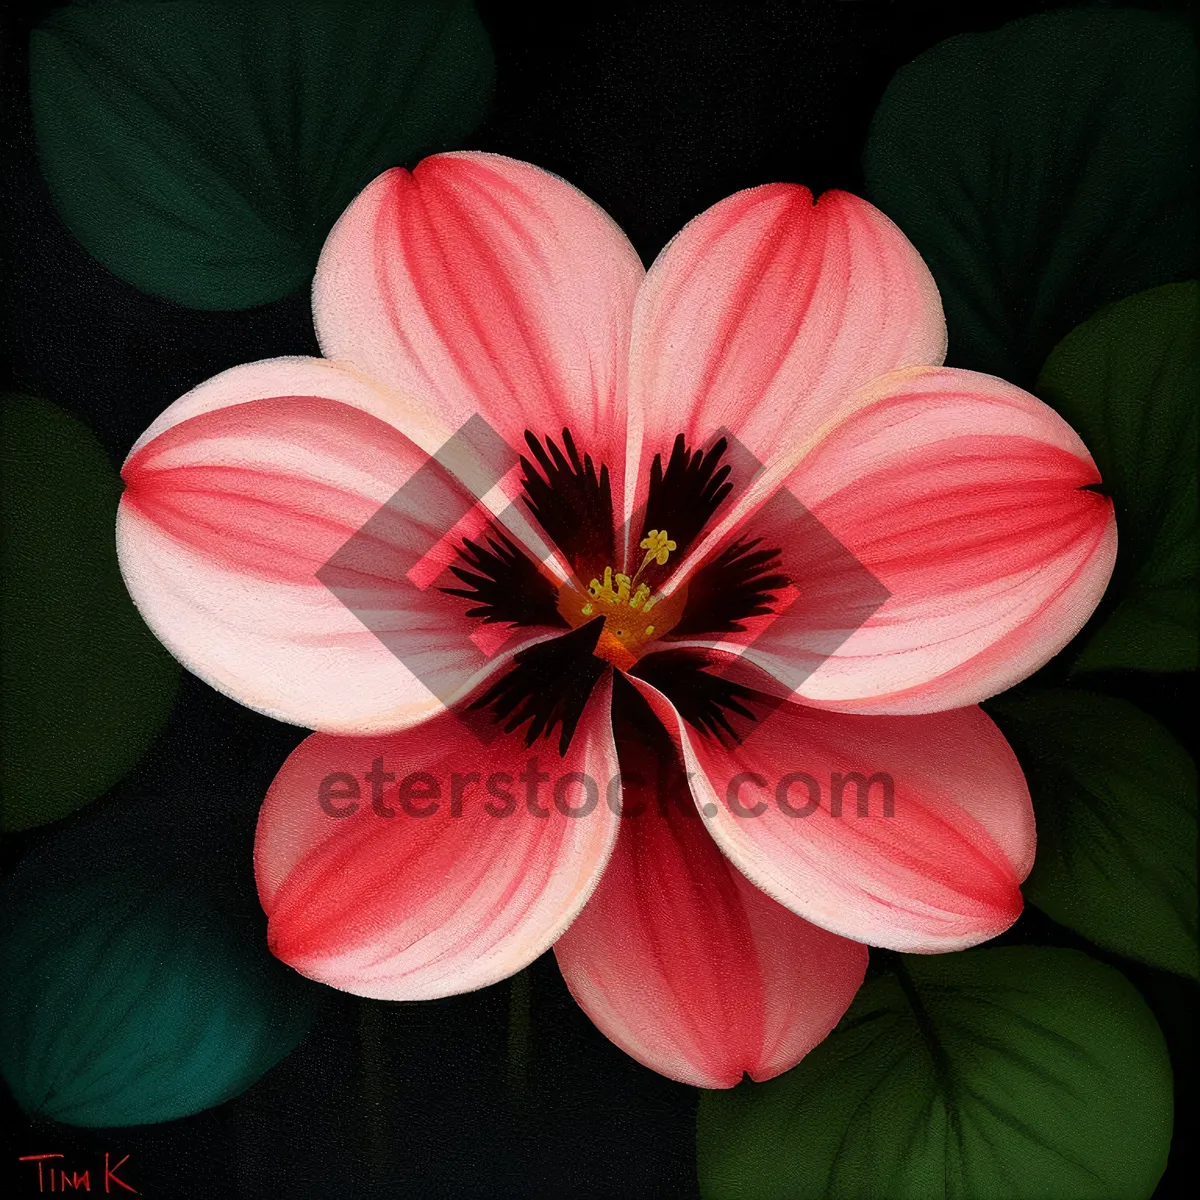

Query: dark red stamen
[632,649,765,746]
[520,428,614,577]
[671,537,788,637]
[639,435,733,569]
[467,619,609,755]
[440,530,567,629]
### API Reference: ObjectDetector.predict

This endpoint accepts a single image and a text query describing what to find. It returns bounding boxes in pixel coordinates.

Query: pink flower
[117,154,1115,1088]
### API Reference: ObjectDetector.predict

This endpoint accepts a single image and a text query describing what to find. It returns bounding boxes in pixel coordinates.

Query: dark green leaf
[1,393,179,831]
[863,8,1198,387]
[988,689,1197,979]
[697,947,1173,1200]
[31,0,494,309]
[1037,282,1199,673]
[0,868,324,1126]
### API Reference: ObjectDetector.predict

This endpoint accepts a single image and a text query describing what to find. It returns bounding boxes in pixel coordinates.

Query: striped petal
[118,357,557,733]
[314,151,644,527]
[718,367,1116,712]
[555,695,867,1087]
[257,677,620,999]
[624,184,945,550]
[630,676,1034,953]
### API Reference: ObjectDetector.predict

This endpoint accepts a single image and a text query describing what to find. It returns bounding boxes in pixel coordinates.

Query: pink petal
[314,152,644,524]
[256,678,620,999]
[554,714,867,1088]
[119,358,557,733]
[624,184,945,547]
[692,367,1116,713]
[630,676,1033,953]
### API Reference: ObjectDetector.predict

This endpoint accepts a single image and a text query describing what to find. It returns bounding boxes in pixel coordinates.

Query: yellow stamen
[588,566,619,603]
[640,529,676,558]
[631,528,677,586]
[559,535,687,668]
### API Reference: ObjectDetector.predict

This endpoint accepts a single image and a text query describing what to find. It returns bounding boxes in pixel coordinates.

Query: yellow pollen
[639,529,677,565]
[559,531,687,670]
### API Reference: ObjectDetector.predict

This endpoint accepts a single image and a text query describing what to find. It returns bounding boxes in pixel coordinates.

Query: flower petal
[128,354,452,458]
[314,151,644,524]
[694,366,1116,712]
[624,184,945,546]
[629,676,1033,953]
[256,678,620,1000]
[554,696,867,1088]
[119,357,557,733]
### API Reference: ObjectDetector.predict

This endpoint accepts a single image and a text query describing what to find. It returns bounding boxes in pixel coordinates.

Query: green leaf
[30,0,494,309]
[697,947,1173,1200]
[1,393,179,831]
[863,8,1198,387]
[1037,282,1199,674]
[0,868,324,1126]
[988,689,1197,980]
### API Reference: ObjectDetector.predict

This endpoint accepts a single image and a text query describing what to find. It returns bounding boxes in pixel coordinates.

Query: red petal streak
[629,677,1032,953]
[257,678,621,1000]
[555,708,867,1087]
[116,364,557,733]
[123,395,414,583]
[625,185,945,552]
[314,153,643,535]
[713,368,1117,712]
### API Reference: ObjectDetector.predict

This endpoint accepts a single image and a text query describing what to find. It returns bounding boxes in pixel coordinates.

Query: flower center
[557,530,688,670]
[452,430,788,754]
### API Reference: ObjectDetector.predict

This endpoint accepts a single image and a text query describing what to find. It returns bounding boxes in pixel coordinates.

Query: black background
[2,2,1195,1197]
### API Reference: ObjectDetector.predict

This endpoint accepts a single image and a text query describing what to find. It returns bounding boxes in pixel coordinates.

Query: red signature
[17,1154,136,1194]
